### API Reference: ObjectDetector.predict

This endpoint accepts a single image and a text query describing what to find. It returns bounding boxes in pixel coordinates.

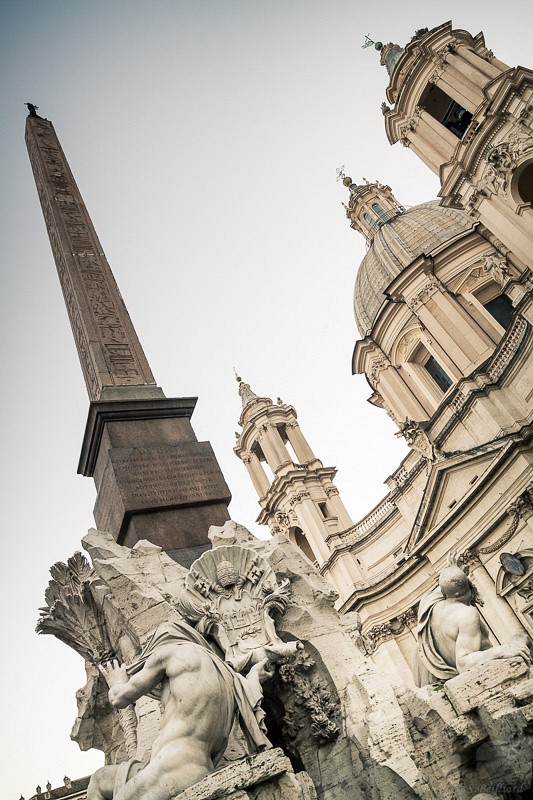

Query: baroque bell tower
[25,109,231,566]
[380,22,533,270]
[233,377,363,597]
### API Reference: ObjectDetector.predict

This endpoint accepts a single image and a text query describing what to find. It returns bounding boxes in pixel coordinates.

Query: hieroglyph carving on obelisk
[26,115,156,400]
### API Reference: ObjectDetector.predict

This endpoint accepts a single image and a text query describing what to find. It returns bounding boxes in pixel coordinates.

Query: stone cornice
[78,396,197,476]
[360,604,419,654]
[256,464,337,522]
[336,554,424,613]
[235,403,298,452]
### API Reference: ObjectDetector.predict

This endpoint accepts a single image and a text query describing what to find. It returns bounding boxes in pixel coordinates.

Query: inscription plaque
[111,444,229,508]
[94,441,231,536]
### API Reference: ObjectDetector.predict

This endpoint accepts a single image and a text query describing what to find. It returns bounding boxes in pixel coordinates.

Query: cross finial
[336,165,346,182]
[362,35,383,51]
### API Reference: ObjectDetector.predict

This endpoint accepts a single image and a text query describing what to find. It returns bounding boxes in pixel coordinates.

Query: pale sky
[1,2,531,796]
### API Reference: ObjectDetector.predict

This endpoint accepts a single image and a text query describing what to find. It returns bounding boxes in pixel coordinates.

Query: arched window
[291,527,315,563]
[371,203,391,223]
[474,283,514,332]
[423,355,452,392]
[408,342,453,397]
[516,162,533,205]
[364,212,379,232]
[484,294,514,330]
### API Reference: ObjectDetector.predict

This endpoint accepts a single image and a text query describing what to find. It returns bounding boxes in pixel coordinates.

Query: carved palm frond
[37,551,113,664]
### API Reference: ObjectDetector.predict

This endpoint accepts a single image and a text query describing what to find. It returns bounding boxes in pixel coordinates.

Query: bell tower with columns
[25,109,231,566]
[233,376,363,597]
[379,22,533,271]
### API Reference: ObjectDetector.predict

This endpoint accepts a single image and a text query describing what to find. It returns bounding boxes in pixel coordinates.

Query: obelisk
[26,109,231,566]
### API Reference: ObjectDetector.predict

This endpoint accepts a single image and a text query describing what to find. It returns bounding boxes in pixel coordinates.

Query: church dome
[353,201,474,335]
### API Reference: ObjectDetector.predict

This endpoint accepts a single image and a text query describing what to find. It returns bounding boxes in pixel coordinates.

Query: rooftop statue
[413,553,531,687]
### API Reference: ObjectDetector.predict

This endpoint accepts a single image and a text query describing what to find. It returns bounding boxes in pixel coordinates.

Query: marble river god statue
[87,619,271,800]
[87,544,301,800]
[413,553,531,687]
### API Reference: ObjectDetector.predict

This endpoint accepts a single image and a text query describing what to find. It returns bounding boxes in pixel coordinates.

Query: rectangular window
[424,355,452,392]
[484,294,513,330]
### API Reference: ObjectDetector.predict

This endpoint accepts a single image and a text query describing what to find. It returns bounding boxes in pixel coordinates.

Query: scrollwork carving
[477,125,533,197]
[289,490,311,507]
[407,275,441,311]
[368,354,390,386]
[362,605,418,654]
[461,254,510,291]
[395,418,439,461]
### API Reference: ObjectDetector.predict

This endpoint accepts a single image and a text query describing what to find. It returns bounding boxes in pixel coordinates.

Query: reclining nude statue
[413,553,531,687]
[88,544,301,800]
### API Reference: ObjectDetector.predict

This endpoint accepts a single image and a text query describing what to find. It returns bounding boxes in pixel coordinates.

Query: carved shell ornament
[176,545,294,671]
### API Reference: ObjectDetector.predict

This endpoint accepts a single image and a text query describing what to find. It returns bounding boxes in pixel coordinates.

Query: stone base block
[178,749,316,800]
[444,658,530,715]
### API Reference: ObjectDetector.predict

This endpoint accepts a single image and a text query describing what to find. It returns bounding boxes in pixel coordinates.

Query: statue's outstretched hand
[99,658,128,688]
[248,656,275,687]
[500,634,532,663]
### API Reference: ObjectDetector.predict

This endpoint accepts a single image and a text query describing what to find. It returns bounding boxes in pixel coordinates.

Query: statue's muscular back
[152,642,233,760]
[431,600,490,669]
[111,642,235,800]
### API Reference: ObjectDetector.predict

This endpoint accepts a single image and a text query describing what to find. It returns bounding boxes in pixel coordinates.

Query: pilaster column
[469,559,526,639]
[435,59,482,110]
[445,51,494,94]
[243,451,270,497]
[416,109,457,161]
[456,45,504,81]
[406,277,494,373]
[292,500,333,564]
[285,421,315,463]
[400,125,442,174]
[257,423,290,471]
[368,353,431,420]
[477,195,533,271]
[324,490,354,529]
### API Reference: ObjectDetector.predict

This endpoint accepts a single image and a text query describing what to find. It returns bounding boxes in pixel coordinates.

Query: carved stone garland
[273,649,340,747]
[363,606,418,655]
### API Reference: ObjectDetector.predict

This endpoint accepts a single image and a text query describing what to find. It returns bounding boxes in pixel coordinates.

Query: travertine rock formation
[38,522,533,800]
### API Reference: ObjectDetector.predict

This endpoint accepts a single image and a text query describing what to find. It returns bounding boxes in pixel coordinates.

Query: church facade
[234,21,533,686]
